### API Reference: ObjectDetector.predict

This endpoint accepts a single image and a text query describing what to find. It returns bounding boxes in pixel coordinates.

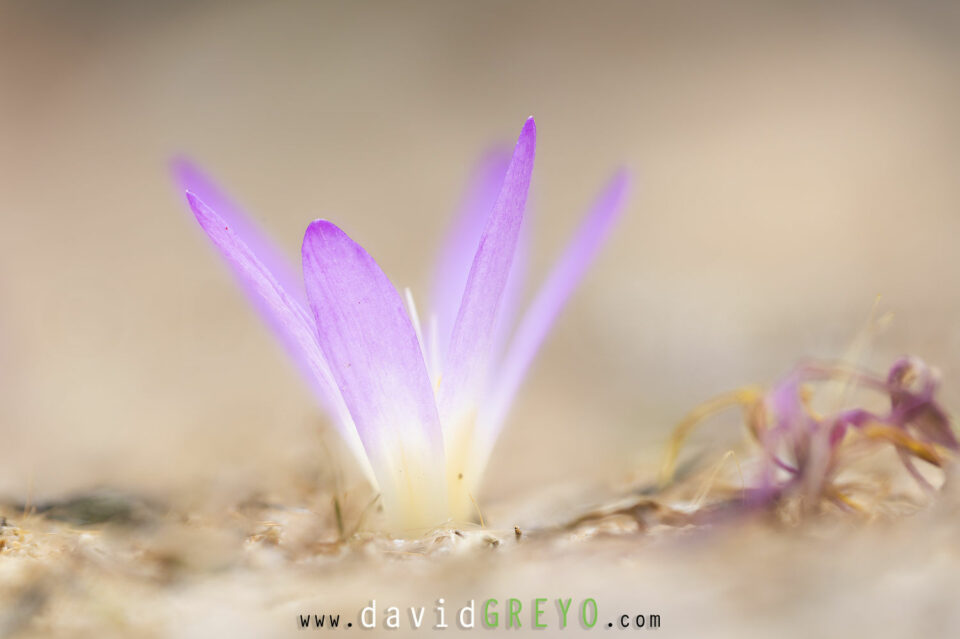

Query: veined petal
[173,158,306,306]
[302,220,448,530]
[431,149,511,369]
[184,193,374,483]
[437,117,536,517]
[476,170,630,466]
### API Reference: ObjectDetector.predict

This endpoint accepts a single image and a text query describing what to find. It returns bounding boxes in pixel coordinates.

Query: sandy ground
[1,463,958,638]
[1,1,960,636]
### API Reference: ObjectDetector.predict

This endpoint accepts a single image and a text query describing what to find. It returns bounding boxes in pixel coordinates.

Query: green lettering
[533,598,546,628]
[507,598,522,628]
[581,598,598,628]
[483,599,498,628]
[556,598,572,628]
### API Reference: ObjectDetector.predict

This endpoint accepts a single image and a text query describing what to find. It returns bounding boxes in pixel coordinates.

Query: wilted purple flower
[762,358,957,497]
[174,118,629,530]
[663,356,958,514]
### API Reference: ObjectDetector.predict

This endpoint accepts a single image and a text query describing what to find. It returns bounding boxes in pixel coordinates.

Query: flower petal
[477,170,630,462]
[436,117,536,519]
[431,149,511,368]
[490,220,530,368]
[173,158,306,306]
[436,121,535,455]
[184,193,373,482]
[302,220,448,529]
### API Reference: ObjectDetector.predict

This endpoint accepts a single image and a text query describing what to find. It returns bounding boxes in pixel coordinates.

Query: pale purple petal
[438,118,536,431]
[184,193,373,482]
[489,220,530,369]
[302,220,447,528]
[434,118,535,520]
[431,149,511,366]
[478,171,630,455]
[173,158,306,306]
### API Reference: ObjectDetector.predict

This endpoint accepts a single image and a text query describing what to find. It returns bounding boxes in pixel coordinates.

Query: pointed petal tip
[608,167,632,197]
[519,117,536,142]
[590,168,632,217]
[184,189,202,210]
[511,118,536,168]
[184,191,228,232]
[184,190,208,215]
[594,169,632,228]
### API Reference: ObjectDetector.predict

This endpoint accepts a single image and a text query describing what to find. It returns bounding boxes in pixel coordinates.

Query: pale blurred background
[1,0,959,510]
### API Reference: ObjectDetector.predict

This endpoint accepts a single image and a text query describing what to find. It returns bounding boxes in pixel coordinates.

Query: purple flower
[174,118,629,530]
[663,356,958,515]
[762,357,958,497]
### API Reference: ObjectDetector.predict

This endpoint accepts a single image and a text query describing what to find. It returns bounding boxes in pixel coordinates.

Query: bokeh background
[2,0,960,559]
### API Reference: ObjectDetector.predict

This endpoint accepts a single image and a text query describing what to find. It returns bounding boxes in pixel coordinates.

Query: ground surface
[1,466,958,638]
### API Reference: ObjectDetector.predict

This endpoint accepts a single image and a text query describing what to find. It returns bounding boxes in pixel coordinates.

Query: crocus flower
[174,118,629,530]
